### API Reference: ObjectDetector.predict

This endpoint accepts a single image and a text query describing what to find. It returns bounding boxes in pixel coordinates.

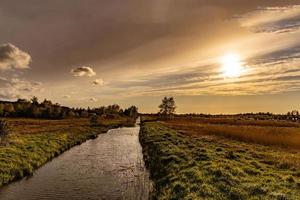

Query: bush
[0,119,10,139]
[90,114,99,126]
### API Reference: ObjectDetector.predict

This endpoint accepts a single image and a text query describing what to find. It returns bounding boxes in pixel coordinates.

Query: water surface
[0,121,150,200]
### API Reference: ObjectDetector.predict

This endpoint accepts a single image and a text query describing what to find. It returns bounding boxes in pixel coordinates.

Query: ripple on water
[0,124,151,200]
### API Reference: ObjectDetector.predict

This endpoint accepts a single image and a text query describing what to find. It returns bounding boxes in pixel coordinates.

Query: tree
[124,106,138,118]
[31,96,39,105]
[17,98,29,103]
[288,110,300,122]
[0,98,138,120]
[30,105,42,118]
[158,96,176,119]
[66,110,76,118]
[4,104,15,116]
[291,110,299,116]
[106,104,121,114]
[41,99,52,107]
[80,110,89,118]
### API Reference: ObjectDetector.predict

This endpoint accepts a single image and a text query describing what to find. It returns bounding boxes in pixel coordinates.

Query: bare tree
[158,97,176,119]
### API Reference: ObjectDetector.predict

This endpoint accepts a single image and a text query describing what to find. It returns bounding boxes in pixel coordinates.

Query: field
[0,117,135,187]
[166,118,300,150]
[140,118,300,200]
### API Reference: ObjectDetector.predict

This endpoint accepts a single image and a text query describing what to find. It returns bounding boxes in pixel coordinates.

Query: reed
[165,119,300,149]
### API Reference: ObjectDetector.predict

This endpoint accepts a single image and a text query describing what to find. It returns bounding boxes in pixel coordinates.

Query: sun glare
[221,53,244,78]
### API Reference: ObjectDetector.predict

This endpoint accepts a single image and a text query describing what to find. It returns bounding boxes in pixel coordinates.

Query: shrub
[90,114,99,126]
[0,119,10,139]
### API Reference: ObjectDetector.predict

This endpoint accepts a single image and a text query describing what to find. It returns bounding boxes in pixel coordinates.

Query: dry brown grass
[6,118,89,135]
[5,117,133,135]
[164,118,300,150]
[173,117,300,127]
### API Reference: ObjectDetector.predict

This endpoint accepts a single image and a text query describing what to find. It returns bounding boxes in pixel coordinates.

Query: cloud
[107,46,300,97]
[0,90,20,100]
[89,97,97,102]
[0,43,31,70]
[92,78,104,85]
[252,15,300,34]
[71,66,96,77]
[0,76,42,100]
[0,76,10,86]
[113,70,215,89]
[239,5,300,34]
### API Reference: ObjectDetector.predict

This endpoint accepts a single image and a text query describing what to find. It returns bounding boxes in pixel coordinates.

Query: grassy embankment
[0,117,135,187]
[140,120,300,200]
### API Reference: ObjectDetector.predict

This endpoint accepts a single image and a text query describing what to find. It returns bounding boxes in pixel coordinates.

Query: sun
[220,53,244,78]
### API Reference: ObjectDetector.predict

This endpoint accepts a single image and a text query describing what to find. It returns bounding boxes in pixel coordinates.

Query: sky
[0,0,300,114]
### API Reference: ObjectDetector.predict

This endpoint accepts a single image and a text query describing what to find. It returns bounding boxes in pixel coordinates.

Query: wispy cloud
[108,43,300,97]
[239,5,300,34]
[0,76,43,100]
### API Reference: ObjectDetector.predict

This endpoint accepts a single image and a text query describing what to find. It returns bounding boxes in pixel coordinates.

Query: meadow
[140,118,300,200]
[165,118,300,150]
[0,117,135,187]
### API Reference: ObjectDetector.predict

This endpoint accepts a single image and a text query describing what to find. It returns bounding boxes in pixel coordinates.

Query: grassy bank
[0,117,135,187]
[140,121,300,200]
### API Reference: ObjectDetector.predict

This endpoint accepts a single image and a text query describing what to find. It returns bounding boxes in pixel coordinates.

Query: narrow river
[0,119,151,200]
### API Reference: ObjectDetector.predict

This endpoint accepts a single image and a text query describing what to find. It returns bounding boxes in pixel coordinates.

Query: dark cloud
[254,14,300,34]
[0,43,31,70]
[248,43,300,66]
[0,0,297,81]
[275,75,300,81]
[71,66,96,77]
[0,0,300,113]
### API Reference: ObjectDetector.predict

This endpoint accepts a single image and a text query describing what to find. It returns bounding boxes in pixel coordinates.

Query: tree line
[157,96,299,122]
[178,112,300,121]
[0,97,138,119]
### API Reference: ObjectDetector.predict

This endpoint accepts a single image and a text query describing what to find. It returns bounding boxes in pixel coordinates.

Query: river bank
[0,117,135,187]
[0,117,151,200]
[140,121,300,200]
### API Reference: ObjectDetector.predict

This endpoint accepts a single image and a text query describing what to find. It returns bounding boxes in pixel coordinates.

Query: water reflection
[0,121,150,200]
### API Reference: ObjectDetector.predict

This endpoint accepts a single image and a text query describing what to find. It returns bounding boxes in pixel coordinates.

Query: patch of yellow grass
[165,119,300,149]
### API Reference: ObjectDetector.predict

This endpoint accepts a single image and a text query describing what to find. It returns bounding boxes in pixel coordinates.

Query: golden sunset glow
[0,1,299,114]
[1,2,300,199]
[221,53,244,78]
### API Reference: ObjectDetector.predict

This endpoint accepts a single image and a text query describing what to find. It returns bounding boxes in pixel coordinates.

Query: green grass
[0,117,135,187]
[140,122,300,200]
